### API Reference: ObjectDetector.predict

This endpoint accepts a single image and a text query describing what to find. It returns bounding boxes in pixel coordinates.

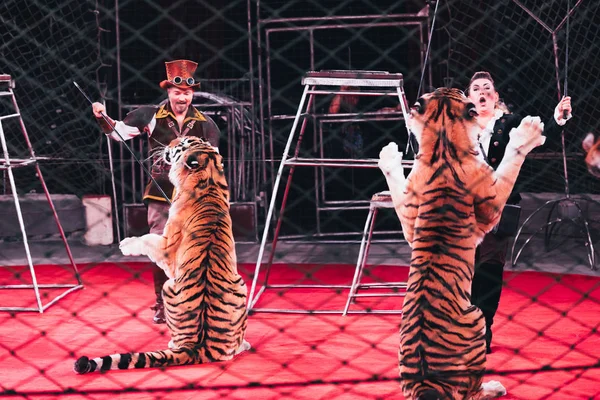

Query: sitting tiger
[74,136,250,374]
[378,88,545,399]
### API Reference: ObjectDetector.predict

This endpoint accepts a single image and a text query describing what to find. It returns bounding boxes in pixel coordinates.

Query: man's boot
[152,264,168,324]
[151,296,166,324]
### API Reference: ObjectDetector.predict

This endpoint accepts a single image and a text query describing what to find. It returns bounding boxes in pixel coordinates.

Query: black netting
[0,0,599,398]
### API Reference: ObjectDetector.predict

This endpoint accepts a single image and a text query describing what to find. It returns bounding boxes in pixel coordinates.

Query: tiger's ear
[583,132,596,153]
[185,152,201,170]
[468,106,478,118]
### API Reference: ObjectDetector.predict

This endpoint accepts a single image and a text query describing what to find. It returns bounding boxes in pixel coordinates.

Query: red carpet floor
[0,262,599,399]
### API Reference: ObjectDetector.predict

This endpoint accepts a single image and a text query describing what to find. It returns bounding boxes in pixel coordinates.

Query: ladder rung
[0,91,14,96]
[0,113,20,121]
[352,293,406,298]
[358,282,408,288]
[0,158,37,169]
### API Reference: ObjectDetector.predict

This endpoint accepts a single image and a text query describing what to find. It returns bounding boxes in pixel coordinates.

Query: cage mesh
[0,0,599,398]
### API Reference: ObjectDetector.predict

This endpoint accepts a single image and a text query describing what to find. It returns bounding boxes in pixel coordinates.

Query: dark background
[1,0,599,235]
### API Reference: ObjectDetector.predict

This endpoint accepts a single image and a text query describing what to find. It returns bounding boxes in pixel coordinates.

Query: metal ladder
[248,70,413,314]
[0,74,83,312]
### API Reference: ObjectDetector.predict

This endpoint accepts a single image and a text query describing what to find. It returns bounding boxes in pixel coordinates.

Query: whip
[73,81,172,205]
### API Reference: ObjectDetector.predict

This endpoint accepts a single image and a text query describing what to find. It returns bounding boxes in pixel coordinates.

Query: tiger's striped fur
[378,88,544,399]
[74,137,249,374]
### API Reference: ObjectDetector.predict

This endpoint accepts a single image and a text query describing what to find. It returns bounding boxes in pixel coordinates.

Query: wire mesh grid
[0,0,600,398]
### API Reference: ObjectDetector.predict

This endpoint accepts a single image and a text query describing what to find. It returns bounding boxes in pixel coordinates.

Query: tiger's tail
[74,347,198,374]
[73,341,251,374]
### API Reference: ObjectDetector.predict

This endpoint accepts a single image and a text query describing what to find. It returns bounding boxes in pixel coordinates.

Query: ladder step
[0,158,37,170]
[352,293,406,298]
[0,91,14,96]
[0,113,20,121]
[357,282,408,288]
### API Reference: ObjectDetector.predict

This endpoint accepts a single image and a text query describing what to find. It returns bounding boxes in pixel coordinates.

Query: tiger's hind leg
[234,340,251,356]
[470,380,507,400]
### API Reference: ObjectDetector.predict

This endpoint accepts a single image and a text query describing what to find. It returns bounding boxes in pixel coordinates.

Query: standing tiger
[74,136,250,374]
[378,88,545,399]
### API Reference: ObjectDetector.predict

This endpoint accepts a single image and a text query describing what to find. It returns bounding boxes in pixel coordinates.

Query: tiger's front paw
[119,237,146,256]
[508,116,545,156]
[378,142,403,175]
[480,380,507,398]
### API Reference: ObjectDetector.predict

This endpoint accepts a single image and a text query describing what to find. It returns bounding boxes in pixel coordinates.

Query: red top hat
[159,60,201,90]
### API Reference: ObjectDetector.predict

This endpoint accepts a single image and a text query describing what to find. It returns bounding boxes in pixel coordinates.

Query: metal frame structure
[510,0,597,271]
[248,70,413,313]
[312,112,407,239]
[0,75,83,312]
[255,4,431,236]
[343,191,407,315]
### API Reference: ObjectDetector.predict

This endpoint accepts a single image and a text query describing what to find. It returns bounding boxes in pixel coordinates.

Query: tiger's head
[163,136,227,195]
[408,87,479,161]
[582,132,600,178]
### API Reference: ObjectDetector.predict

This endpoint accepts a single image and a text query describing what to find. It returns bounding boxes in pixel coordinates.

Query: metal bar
[276,238,405,244]
[0,281,82,312]
[320,199,372,205]
[250,308,402,315]
[310,29,320,235]
[317,121,328,211]
[320,115,405,123]
[248,84,312,309]
[285,157,413,168]
[319,205,371,211]
[266,21,424,34]
[0,159,37,169]
[343,207,375,315]
[279,229,403,238]
[272,111,405,121]
[266,32,275,193]
[0,284,82,289]
[570,200,596,270]
[263,90,316,281]
[0,113,20,120]
[106,134,121,243]
[358,283,408,288]
[268,284,351,289]
[352,293,406,298]
[350,207,380,302]
[40,284,84,311]
[30,165,82,288]
[512,0,554,34]
[0,120,43,312]
[248,284,266,309]
[256,0,268,193]
[555,0,583,32]
[306,90,401,95]
[261,12,428,25]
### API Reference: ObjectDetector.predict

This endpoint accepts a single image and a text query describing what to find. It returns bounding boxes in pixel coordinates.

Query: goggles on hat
[172,76,195,86]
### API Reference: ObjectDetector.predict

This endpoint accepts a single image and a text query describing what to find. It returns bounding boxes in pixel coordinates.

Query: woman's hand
[554,96,572,124]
